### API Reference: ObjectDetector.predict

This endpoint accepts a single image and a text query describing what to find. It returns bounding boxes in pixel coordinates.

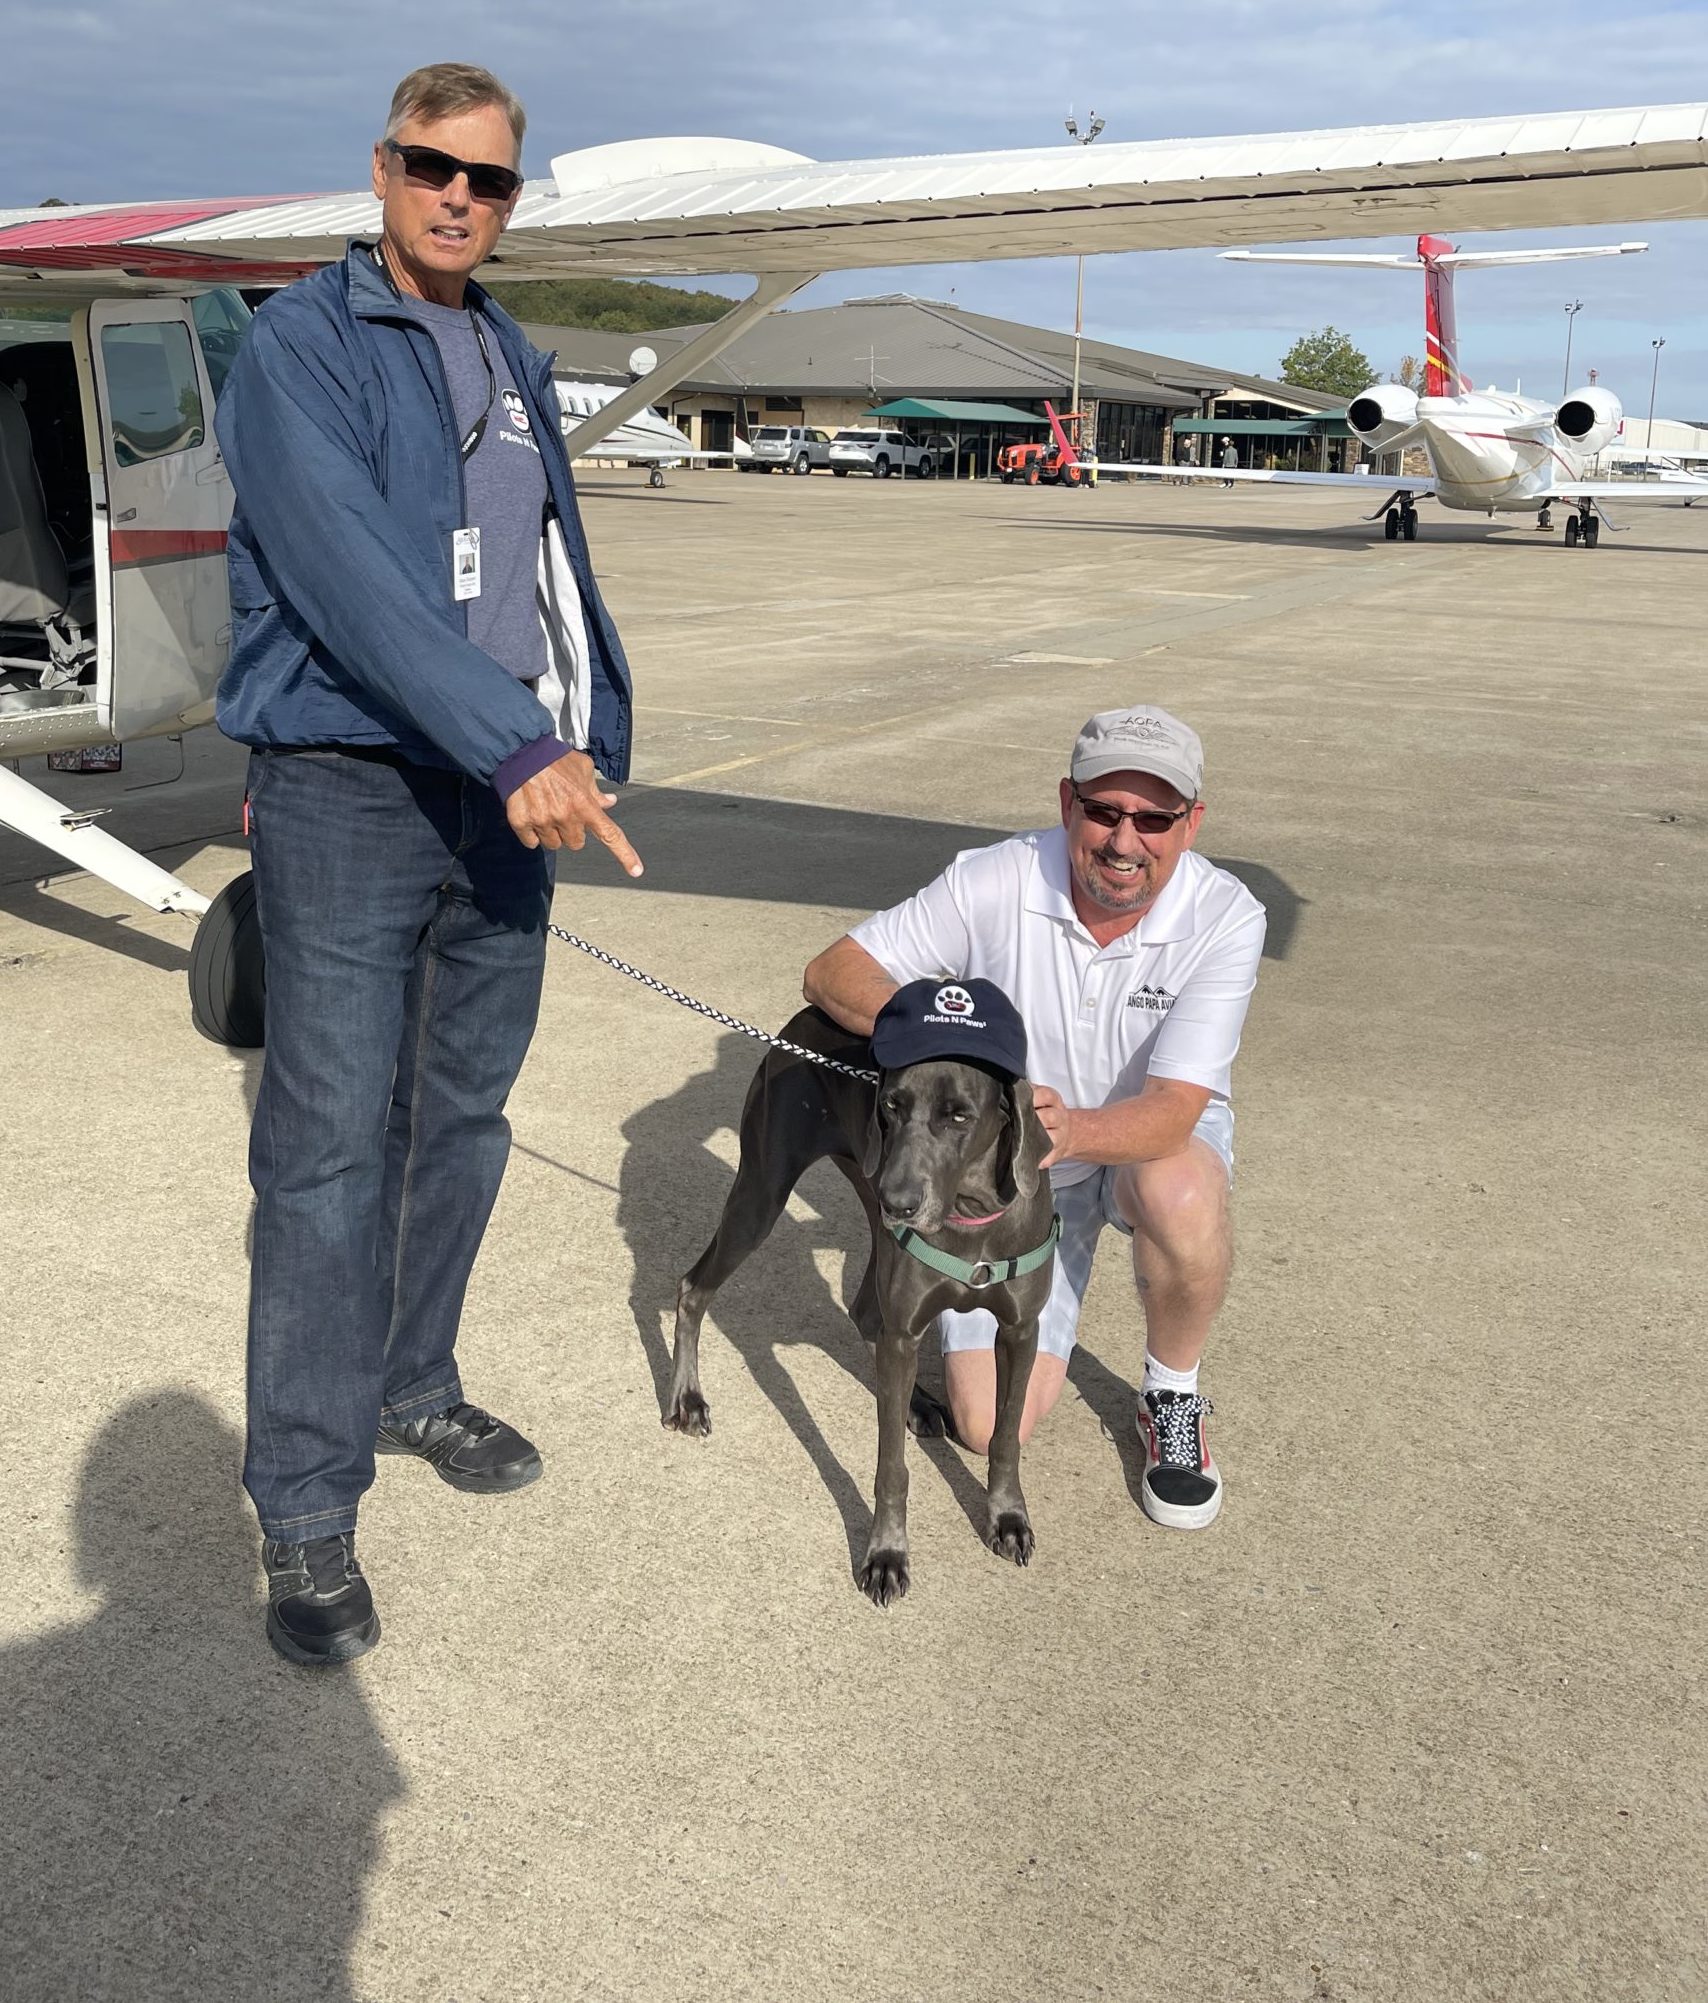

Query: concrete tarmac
[2,470,1703,2002]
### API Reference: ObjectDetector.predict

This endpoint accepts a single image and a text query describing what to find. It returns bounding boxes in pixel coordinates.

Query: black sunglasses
[385,140,523,203]
[1070,781,1194,837]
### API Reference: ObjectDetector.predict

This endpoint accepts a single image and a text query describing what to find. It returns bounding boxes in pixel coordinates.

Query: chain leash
[546,922,880,1082]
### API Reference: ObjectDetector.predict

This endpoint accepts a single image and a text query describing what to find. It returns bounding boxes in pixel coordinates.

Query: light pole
[1647,336,1666,452]
[1064,110,1105,446]
[1561,300,1583,396]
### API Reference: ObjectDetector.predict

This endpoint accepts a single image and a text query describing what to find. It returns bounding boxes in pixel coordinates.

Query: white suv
[829,428,933,478]
[743,425,833,473]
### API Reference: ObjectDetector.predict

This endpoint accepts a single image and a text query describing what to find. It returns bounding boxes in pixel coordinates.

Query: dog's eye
[948,1111,972,1125]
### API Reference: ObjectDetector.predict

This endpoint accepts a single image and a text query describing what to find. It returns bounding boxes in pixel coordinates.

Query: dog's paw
[906,1385,955,1440]
[663,1390,711,1437]
[857,1547,911,1609]
[987,1510,1034,1568]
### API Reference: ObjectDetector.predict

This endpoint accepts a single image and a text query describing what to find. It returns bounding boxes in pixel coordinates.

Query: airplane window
[190,288,251,403]
[100,321,205,467]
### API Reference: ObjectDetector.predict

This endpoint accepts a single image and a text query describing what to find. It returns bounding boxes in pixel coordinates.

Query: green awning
[863,397,1050,425]
[1172,415,1351,437]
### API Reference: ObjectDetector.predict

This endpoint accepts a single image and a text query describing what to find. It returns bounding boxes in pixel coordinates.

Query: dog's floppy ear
[863,1089,885,1178]
[995,1076,1043,1203]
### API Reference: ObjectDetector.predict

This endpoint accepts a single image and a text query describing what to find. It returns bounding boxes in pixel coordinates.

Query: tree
[483,275,740,332]
[1393,354,1423,390]
[1278,325,1376,399]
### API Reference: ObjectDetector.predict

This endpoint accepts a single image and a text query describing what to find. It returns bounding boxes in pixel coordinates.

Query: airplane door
[87,298,231,741]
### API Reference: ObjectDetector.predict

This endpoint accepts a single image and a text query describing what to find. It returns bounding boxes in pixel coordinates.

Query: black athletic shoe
[1137,1390,1223,1530]
[264,1532,380,1668]
[375,1401,543,1494]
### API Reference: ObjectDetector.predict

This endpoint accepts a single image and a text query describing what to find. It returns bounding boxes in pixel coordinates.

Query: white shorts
[936,1100,1234,1364]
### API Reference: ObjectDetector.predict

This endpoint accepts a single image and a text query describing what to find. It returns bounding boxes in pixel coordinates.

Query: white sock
[1142,1353,1200,1400]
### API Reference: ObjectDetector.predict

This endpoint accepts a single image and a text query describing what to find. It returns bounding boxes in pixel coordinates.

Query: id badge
[452,526,482,601]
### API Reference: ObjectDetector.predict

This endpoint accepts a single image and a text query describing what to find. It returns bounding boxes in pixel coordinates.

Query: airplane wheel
[648,467,665,489]
[1401,511,1418,541]
[1564,517,1580,547]
[189,869,266,1049]
[1584,516,1600,548]
[1384,509,1400,540]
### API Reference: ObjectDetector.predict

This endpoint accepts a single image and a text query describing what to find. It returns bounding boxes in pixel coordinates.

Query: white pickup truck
[828,428,934,478]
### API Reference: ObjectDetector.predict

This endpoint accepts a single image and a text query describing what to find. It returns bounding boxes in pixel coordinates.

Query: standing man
[1220,436,1239,486]
[217,63,640,1666]
[803,708,1265,1530]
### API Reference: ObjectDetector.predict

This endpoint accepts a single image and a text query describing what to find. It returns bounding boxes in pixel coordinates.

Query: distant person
[216,62,640,1666]
[803,707,1266,1531]
[1220,437,1239,486]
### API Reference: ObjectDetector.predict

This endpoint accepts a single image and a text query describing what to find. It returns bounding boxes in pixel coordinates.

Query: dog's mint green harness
[886,1213,1062,1290]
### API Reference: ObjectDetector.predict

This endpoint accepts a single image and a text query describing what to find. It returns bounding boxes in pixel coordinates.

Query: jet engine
[1555,386,1624,456]
[1345,383,1420,448]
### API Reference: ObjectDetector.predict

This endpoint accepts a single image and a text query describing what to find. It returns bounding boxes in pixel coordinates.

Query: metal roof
[865,397,1050,424]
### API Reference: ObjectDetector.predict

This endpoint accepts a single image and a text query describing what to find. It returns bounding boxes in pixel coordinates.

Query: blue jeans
[243,749,552,1541]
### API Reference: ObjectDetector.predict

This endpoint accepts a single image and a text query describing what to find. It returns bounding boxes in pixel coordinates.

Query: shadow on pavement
[0,1389,403,2001]
[617,1031,988,1570]
[597,792,1303,960]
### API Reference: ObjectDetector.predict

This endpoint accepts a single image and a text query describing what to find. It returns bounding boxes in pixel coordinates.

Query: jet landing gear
[1537,506,1553,532]
[1383,501,1419,542]
[1563,505,1600,550]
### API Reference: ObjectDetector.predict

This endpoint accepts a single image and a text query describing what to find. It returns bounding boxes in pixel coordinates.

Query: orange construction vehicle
[996,402,1090,486]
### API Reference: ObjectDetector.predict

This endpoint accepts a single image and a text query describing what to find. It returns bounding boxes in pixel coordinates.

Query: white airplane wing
[2,102,1705,294]
[1536,479,1708,501]
[1098,462,1438,494]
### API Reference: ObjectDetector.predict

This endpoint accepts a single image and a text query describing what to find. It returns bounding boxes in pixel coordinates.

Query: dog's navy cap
[871,978,1028,1080]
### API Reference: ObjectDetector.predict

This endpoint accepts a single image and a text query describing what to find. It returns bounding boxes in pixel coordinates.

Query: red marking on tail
[1419,233,1468,398]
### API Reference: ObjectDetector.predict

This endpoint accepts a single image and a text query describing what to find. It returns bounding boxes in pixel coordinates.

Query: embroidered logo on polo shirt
[1127,984,1176,1013]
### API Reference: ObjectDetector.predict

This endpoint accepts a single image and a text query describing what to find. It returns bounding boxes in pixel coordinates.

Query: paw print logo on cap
[934,984,975,1017]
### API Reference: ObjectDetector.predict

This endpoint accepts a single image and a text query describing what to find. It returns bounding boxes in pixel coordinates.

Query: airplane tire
[189,869,266,1049]
[1384,510,1399,540]
[1584,516,1600,548]
[1401,511,1418,541]
[1565,517,1580,547]
[648,467,665,488]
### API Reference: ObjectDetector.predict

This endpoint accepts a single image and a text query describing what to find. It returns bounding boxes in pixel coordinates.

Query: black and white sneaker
[1137,1390,1223,1530]
[376,1401,542,1494]
[264,1532,380,1668]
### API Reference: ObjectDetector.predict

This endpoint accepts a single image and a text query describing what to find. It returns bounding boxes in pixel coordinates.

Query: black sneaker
[264,1532,380,1667]
[1137,1390,1223,1530]
[375,1401,542,1494]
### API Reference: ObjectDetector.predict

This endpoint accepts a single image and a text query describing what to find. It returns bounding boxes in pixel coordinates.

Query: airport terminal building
[524,294,1354,476]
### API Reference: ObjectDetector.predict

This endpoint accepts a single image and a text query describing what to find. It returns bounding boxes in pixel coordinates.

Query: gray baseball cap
[1070,705,1203,801]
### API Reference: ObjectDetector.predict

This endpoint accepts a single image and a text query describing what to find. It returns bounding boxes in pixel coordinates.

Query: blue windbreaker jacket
[215,245,632,786]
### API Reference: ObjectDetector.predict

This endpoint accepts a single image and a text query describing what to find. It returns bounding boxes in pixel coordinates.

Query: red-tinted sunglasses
[385,140,523,203]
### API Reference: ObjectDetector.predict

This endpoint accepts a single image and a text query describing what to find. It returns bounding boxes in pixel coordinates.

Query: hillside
[483,275,740,332]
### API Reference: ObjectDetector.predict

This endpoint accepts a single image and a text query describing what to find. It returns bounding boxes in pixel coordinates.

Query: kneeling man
[804,707,1265,1528]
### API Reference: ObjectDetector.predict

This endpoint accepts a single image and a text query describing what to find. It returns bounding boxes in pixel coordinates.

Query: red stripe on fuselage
[110,528,228,567]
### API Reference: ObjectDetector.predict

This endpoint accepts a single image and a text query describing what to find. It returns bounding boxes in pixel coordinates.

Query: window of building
[763,396,803,413]
[100,321,204,466]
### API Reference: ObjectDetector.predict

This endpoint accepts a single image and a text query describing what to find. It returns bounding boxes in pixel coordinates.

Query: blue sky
[11,0,1707,411]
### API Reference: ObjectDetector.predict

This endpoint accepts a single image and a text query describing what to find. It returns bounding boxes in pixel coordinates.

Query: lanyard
[370,243,497,465]
[458,316,497,465]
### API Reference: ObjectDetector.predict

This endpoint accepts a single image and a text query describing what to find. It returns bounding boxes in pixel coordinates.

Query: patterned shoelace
[1149,1392,1214,1468]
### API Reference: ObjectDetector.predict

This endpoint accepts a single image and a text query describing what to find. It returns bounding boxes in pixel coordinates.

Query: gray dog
[666,982,1057,1606]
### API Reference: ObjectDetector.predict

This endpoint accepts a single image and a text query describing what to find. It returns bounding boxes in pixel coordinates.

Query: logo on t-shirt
[1127,984,1176,1013]
[501,389,531,434]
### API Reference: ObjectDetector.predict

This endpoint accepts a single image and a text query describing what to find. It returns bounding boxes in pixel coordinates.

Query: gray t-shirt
[408,295,549,687]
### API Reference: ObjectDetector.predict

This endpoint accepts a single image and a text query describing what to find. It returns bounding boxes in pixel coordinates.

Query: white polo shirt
[850,828,1267,1187]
